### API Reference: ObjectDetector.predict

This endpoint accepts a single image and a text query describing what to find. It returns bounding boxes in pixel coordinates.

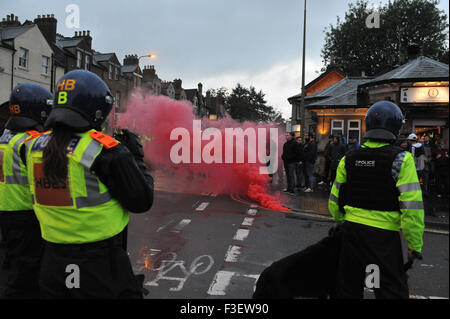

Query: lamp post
[299,0,307,137]
[138,53,156,67]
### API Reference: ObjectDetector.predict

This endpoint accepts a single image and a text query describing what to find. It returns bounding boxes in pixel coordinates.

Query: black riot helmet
[5,83,53,131]
[364,101,405,141]
[45,70,114,131]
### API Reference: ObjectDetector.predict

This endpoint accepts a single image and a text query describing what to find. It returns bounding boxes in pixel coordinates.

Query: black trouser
[335,221,409,299]
[0,211,44,298]
[253,230,342,299]
[39,231,143,299]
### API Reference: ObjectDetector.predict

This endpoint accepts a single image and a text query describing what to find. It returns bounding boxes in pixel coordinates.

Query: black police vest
[343,145,404,212]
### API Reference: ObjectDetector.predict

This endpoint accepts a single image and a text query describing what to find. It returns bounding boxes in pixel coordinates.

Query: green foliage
[321,0,449,76]
[217,83,284,123]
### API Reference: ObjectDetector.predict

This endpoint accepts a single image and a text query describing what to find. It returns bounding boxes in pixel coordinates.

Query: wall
[12,25,53,91]
[0,46,13,104]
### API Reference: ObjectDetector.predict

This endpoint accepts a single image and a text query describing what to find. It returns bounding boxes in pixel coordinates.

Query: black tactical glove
[114,128,144,159]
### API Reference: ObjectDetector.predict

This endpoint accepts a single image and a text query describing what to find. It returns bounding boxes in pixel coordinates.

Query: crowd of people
[398,133,449,199]
[282,130,449,200]
[281,132,318,194]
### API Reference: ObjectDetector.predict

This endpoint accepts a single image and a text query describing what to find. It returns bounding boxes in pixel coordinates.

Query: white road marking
[196,202,210,211]
[366,288,448,299]
[171,219,191,233]
[207,270,235,296]
[242,217,254,227]
[243,274,261,292]
[250,204,258,208]
[247,208,257,216]
[224,245,241,262]
[156,219,174,232]
[233,228,250,241]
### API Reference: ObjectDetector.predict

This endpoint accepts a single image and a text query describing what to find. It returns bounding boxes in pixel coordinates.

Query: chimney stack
[123,54,139,66]
[34,13,58,46]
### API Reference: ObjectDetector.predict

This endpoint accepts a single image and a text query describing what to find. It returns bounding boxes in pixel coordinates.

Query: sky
[1,0,449,119]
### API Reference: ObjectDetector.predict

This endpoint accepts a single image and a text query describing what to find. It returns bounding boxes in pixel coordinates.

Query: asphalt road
[0,189,448,299]
[127,190,449,299]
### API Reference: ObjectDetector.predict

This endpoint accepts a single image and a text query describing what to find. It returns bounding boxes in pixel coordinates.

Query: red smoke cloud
[115,93,290,211]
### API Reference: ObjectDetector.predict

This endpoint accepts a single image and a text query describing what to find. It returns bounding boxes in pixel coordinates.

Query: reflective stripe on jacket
[0,130,33,211]
[328,140,425,253]
[26,129,129,244]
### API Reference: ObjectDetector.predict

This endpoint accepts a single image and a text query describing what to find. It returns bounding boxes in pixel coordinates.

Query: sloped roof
[121,64,138,73]
[0,24,34,41]
[93,53,115,62]
[360,56,449,87]
[306,76,372,108]
[55,37,83,48]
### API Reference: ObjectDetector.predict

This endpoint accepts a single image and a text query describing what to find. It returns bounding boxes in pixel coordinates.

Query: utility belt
[44,229,125,251]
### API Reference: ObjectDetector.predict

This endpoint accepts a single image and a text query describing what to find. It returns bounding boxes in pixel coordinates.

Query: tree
[321,0,449,76]
[224,83,284,123]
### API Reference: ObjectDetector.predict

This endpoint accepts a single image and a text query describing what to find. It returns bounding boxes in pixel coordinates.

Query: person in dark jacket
[327,136,347,188]
[318,135,333,186]
[294,136,305,189]
[24,70,153,299]
[281,132,297,194]
[0,83,53,298]
[347,137,360,153]
[302,134,317,192]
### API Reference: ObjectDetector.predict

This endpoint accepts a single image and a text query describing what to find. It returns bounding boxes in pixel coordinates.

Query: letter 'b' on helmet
[5,83,53,130]
[364,100,405,141]
[46,70,114,131]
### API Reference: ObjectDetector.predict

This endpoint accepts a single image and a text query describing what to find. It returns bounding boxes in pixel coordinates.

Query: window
[331,120,344,137]
[347,120,361,143]
[19,48,28,68]
[76,51,82,68]
[85,55,90,70]
[42,56,50,75]
[114,66,119,80]
[115,91,121,110]
[109,64,113,80]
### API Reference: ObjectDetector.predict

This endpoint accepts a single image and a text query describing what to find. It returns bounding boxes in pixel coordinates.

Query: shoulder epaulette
[24,130,51,143]
[90,131,119,149]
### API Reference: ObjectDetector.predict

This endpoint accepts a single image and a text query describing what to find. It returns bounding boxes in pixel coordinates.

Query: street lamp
[139,53,156,60]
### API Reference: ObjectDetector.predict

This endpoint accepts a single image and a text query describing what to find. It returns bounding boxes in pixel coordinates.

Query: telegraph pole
[299,0,307,137]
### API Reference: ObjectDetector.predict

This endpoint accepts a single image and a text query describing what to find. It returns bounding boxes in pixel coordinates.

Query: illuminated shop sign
[401,87,449,103]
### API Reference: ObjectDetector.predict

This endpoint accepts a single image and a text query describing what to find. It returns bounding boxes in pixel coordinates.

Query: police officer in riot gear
[328,100,425,299]
[0,83,53,298]
[24,70,154,298]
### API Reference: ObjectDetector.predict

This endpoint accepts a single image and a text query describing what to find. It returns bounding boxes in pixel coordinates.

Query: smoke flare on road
[116,93,290,211]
